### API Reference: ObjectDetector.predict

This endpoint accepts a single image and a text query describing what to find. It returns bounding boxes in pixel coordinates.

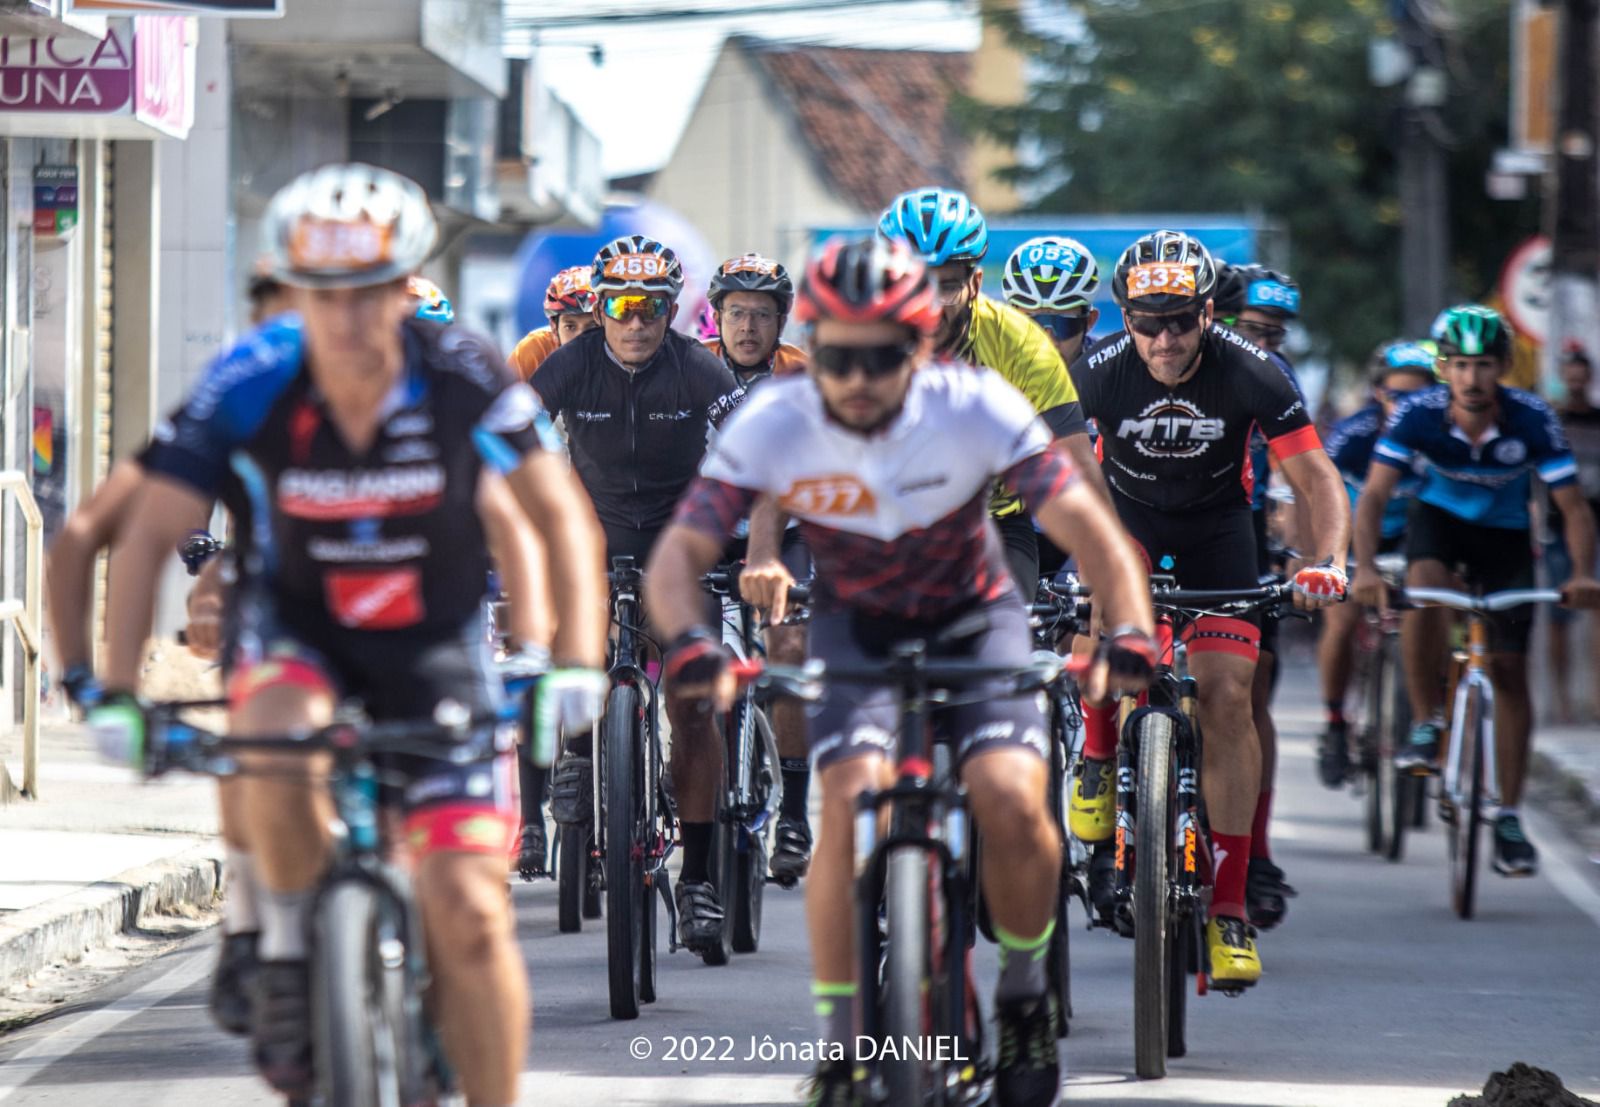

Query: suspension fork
[1174,675,1202,899]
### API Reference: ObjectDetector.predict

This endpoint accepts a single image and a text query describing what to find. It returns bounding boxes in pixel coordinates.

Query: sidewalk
[1535,726,1600,822]
[0,645,224,994]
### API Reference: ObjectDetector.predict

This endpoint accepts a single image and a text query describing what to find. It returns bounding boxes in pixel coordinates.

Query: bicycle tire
[732,705,771,955]
[1167,907,1197,1059]
[1362,635,1386,854]
[883,845,931,1106]
[1450,684,1486,920]
[1047,699,1074,1038]
[557,827,585,933]
[705,800,737,966]
[640,871,658,1004]
[1133,711,1174,1080]
[311,881,415,1107]
[1381,641,1413,863]
[604,684,644,1019]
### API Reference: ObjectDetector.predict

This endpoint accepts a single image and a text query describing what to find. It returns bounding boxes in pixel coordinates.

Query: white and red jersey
[674,364,1077,619]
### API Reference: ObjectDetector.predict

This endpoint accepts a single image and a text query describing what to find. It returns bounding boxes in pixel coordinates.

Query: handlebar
[728,654,1088,702]
[1401,587,1563,613]
[701,568,812,609]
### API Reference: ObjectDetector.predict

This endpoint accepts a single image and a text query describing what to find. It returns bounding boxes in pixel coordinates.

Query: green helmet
[1431,304,1512,359]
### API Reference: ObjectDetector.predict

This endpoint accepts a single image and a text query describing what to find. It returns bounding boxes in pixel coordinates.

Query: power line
[505,0,969,30]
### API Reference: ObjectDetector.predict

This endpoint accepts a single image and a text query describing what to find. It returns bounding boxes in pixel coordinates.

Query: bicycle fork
[1443,666,1497,816]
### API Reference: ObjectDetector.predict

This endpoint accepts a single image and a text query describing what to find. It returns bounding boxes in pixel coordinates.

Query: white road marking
[1524,805,1600,930]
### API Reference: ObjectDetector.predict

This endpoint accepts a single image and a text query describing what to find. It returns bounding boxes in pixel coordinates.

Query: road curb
[1532,749,1600,823]
[0,843,222,991]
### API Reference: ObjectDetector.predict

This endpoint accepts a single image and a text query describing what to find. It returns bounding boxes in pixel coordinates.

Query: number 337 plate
[1126,263,1196,299]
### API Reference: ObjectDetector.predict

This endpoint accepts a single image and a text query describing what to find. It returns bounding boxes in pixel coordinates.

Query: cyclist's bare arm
[500,451,606,668]
[1350,462,1402,606]
[103,475,215,689]
[1550,484,1600,607]
[740,494,794,621]
[477,471,553,649]
[184,555,227,660]
[1055,431,1111,506]
[47,459,146,671]
[1279,448,1351,569]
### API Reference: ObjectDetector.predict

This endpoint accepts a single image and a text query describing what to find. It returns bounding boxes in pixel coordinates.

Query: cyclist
[508,265,600,380]
[1351,304,1600,876]
[645,236,1156,1107]
[1067,230,1350,986]
[1315,341,1436,785]
[89,163,609,1106]
[1001,234,1101,364]
[528,233,744,952]
[247,257,293,324]
[1542,346,1600,722]
[1211,261,1305,929]
[700,253,816,880]
[878,187,1106,598]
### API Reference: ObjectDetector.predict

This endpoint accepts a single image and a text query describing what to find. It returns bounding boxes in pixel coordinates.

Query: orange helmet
[544,265,597,318]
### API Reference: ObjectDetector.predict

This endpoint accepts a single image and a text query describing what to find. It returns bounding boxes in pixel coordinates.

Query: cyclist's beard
[823,391,905,435]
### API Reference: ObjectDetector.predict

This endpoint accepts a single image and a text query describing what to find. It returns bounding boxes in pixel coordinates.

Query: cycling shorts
[1251,508,1281,658]
[1112,488,1262,662]
[995,513,1041,603]
[805,597,1049,771]
[224,607,515,859]
[1404,501,1535,653]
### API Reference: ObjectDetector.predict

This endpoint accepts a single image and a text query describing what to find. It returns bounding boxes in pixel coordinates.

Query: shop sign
[132,14,190,136]
[0,23,134,113]
[32,164,77,237]
[66,0,280,14]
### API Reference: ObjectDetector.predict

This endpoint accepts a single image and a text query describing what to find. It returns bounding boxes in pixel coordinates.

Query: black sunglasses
[812,343,915,380]
[1125,309,1205,338]
[1233,319,1287,344]
[1033,313,1091,340]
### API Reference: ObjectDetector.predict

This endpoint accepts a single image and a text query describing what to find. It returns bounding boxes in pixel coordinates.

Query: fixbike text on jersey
[627,1033,972,1064]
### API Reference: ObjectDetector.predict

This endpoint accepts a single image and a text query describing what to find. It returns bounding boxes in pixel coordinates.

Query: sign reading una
[66,0,281,15]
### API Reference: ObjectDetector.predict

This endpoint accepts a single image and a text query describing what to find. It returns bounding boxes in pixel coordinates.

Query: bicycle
[136,693,521,1107]
[1097,577,1296,1079]
[1350,552,1416,861]
[698,568,811,965]
[1400,584,1560,920]
[748,642,1075,1106]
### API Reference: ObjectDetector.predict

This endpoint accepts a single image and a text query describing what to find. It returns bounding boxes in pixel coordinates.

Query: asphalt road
[2,679,1598,1107]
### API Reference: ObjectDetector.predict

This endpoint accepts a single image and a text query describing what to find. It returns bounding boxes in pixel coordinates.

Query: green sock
[812,981,856,1055]
[994,920,1054,1005]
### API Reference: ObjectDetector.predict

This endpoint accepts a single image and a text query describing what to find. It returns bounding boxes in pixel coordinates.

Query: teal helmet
[877,187,989,266]
[1369,339,1439,384]
[1431,304,1511,359]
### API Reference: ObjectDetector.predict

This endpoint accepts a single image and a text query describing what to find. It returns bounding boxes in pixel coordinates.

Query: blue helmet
[877,187,988,266]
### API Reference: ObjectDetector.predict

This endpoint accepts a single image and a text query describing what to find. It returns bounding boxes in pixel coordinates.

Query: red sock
[1082,702,1118,760]
[1211,831,1252,921]
[1250,791,1273,861]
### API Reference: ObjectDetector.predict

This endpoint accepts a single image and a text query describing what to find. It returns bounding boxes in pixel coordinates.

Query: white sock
[258,888,313,961]
[221,848,260,935]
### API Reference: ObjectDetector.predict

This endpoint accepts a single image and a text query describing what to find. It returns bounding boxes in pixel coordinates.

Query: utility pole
[1546,0,1600,397]
[1395,0,1452,336]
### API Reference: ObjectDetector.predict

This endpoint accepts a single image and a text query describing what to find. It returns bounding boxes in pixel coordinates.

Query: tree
[964,0,1540,368]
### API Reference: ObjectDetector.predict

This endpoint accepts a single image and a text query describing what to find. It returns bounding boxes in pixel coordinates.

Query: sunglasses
[811,343,915,380]
[1032,313,1091,340]
[1233,320,1287,344]
[1125,309,1205,338]
[602,294,670,322]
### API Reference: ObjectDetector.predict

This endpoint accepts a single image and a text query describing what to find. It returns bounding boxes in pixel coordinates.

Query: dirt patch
[1448,1063,1599,1107]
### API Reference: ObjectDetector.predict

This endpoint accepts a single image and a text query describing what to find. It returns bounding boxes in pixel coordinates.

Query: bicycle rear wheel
[1449,685,1486,920]
[1378,637,1414,862]
[1132,712,1174,1080]
[557,827,586,933]
[732,706,771,955]
[604,685,645,1019]
[1361,635,1387,854]
[1047,699,1074,1038]
[883,845,931,1105]
[311,881,418,1107]
[1167,907,1199,1059]
[705,795,737,967]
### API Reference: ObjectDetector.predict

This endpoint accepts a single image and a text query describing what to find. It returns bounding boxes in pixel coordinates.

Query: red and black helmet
[793,236,941,335]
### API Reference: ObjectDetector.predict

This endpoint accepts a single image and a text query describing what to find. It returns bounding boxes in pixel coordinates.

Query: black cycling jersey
[532,327,739,533]
[139,316,548,637]
[1069,324,1320,511]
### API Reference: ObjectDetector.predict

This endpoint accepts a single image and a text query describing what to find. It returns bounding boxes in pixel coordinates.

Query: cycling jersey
[1070,324,1321,511]
[140,316,548,636]
[945,294,1087,518]
[703,338,807,381]
[508,326,560,380]
[1373,384,1577,530]
[1326,403,1418,540]
[674,365,1077,620]
[530,327,739,533]
[1249,349,1304,513]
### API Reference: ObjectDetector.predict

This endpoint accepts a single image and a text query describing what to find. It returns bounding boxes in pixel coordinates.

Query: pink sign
[133,15,190,136]
[0,26,134,113]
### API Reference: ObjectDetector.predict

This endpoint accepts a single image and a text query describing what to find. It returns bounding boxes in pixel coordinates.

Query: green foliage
[966,0,1540,366]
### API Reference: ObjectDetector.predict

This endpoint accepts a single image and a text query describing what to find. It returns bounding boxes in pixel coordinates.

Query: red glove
[1294,559,1347,601]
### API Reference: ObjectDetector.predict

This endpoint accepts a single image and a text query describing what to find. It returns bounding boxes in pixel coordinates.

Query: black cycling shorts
[805,597,1049,771]
[1404,501,1536,653]
[994,513,1041,603]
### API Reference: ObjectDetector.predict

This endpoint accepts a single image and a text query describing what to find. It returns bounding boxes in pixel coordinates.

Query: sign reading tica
[66,0,281,14]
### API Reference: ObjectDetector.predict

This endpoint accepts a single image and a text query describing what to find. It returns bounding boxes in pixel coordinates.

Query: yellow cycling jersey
[948,294,1085,516]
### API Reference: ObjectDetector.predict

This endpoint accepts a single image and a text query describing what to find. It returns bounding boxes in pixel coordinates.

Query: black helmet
[1212,264,1248,317]
[1111,230,1217,312]
[707,254,794,315]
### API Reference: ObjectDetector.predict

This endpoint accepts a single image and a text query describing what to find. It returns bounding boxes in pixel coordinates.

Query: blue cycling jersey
[1325,403,1418,539]
[1373,384,1577,530]
[1250,350,1304,512]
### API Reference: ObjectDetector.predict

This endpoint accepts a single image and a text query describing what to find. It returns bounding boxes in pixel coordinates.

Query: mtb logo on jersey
[1116,398,1225,459]
[279,465,446,520]
[779,475,878,517]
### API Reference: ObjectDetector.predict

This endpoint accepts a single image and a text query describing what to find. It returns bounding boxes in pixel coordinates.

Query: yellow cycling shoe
[1206,915,1261,988]
[1068,756,1115,843]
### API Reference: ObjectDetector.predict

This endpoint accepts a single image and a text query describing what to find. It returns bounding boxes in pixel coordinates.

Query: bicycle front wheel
[311,881,418,1107]
[1449,684,1486,920]
[1133,711,1174,1079]
[1377,635,1414,862]
[604,684,645,1018]
[883,845,931,1106]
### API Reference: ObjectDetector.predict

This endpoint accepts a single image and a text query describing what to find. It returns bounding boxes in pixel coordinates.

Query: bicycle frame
[1443,614,1496,813]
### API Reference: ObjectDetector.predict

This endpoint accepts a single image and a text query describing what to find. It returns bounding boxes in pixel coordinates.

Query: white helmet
[263,163,438,289]
[1002,236,1100,313]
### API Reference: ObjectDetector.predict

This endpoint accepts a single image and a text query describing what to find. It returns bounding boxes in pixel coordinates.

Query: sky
[503,0,982,179]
